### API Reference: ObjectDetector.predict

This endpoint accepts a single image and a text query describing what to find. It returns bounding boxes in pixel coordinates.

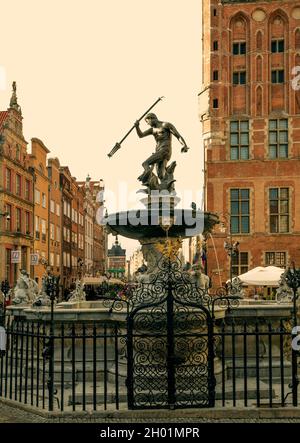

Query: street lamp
[224,240,240,287]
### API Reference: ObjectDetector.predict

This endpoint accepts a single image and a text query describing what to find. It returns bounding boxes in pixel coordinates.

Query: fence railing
[0,318,127,412]
[0,314,298,411]
[214,318,294,408]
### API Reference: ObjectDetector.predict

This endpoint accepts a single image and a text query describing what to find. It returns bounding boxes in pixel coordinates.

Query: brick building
[47,157,62,278]
[60,166,73,288]
[0,83,34,285]
[200,0,300,286]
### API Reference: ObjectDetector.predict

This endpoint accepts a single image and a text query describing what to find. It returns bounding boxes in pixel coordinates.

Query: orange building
[200,0,300,286]
[0,83,34,285]
[70,177,84,282]
[29,138,50,285]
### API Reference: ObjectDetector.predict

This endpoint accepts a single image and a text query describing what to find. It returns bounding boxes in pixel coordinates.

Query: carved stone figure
[189,264,210,290]
[68,280,86,302]
[32,276,51,307]
[12,270,38,305]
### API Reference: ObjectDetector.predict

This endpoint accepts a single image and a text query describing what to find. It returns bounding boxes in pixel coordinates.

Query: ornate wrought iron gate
[127,259,215,409]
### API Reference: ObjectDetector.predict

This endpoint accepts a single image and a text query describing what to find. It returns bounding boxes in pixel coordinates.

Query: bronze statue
[135,113,189,192]
[107,98,190,194]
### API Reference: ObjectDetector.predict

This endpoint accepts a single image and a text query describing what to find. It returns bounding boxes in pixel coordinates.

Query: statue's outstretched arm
[168,123,189,152]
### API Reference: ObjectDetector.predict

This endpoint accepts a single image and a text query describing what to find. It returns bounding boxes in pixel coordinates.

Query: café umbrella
[237,266,285,286]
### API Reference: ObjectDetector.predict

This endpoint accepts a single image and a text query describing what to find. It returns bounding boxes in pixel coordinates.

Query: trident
[107,96,164,158]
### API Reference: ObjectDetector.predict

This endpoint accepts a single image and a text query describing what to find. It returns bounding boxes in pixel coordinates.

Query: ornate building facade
[0,83,34,285]
[107,236,126,279]
[200,0,300,286]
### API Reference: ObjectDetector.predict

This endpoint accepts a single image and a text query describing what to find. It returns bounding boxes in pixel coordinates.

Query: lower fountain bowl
[105,209,219,240]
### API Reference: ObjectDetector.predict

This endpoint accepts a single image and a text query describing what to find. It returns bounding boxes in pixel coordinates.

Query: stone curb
[2,398,300,420]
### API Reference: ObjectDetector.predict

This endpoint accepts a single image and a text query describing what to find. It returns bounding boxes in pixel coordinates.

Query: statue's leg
[157,159,168,180]
[138,151,165,181]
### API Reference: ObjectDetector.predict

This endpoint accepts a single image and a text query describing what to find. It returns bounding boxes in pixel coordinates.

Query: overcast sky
[0,0,203,257]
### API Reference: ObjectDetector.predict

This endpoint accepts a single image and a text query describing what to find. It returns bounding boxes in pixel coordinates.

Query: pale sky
[0,0,203,257]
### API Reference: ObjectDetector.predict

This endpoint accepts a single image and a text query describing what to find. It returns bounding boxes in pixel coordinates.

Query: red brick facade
[200,0,300,286]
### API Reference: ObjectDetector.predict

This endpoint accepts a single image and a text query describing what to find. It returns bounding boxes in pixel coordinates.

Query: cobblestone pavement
[3,402,300,423]
[0,402,47,423]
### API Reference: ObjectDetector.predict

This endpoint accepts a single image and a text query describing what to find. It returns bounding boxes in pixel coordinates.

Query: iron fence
[0,317,127,412]
[0,312,298,411]
[214,317,294,408]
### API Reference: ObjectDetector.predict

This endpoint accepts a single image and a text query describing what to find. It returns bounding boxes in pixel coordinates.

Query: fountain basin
[105,209,219,240]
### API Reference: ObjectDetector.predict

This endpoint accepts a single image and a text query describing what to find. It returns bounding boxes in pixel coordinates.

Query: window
[230,121,249,160]
[16,174,21,196]
[232,252,249,277]
[50,223,55,240]
[35,216,40,239]
[56,226,60,242]
[271,39,284,53]
[213,40,218,51]
[42,193,46,208]
[16,208,21,232]
[265,252,286,267]
[269,119,288,159]
[213,98,219,108]
[56,204,60,217]
[271,69,284,83]
[230,189,250,234]
[35,189,40,204]
[56,254,60,267]
[50,200,55,213]
[233,71,246,85]
[5,168,11,191]
[5,204,12,231]
[41,219,46,241]
[25,180,30,200]
[269,188,289,233]
[213,8,217,17]
[233,42,246,55]
[25,211,30,234]
[213,70,218,81]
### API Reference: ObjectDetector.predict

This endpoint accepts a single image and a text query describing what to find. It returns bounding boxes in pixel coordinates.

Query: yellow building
[29,138,50,285]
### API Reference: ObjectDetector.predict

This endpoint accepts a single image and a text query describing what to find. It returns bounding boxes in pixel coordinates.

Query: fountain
[2,106,297,410]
